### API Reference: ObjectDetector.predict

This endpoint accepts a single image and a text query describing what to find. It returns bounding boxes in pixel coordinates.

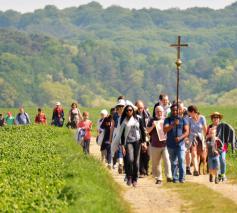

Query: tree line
[0,2,237,107]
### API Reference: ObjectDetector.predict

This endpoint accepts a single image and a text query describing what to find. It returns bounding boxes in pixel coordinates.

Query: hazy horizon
[0,0,236,13]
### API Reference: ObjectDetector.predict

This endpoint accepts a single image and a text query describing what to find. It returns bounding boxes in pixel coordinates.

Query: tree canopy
[0,2,237,107]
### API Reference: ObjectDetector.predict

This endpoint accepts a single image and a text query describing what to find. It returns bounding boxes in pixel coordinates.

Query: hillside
[1,2,237,107]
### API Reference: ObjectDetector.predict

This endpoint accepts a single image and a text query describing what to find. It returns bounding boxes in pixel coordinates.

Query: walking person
[15,107,30,125]
[77,112,93,154]
[100,115,112,169]
[110,98,126,173]
[135,100,151,177]
[187,105,207,176]
[35,108,47,124]
[116,104,146,187]
[5,112,15,125]
[164,103,189,183]
[66,103,82,129]
[207,112,236,181]
[52,102,64,127]
[97,109,109,163]
[147,106,172,184]
[206,127,221,184]
[0,113,6,127]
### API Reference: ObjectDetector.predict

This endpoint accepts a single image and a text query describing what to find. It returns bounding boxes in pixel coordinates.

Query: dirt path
[90,138,184,213]
[186,174,237,204]
[89,137,237,212]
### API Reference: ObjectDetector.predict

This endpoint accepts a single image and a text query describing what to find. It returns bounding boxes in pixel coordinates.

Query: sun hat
[125,100,138,111]
[56,102,61,106]
[115,99,126,107]
[100,109,108,116]
[210,112,223,120]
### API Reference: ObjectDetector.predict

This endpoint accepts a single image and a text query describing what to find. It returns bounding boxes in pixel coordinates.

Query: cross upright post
[170,36,188,108]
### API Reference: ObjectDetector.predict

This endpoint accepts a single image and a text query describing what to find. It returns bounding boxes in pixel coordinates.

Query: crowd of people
[95,95,236,187]
[0,96,236,187]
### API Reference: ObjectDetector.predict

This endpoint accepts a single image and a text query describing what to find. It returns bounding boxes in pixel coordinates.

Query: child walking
[206,127,222,184]
[78,112,93,154]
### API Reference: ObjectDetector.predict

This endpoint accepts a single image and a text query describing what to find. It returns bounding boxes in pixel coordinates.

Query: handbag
[97,130,105,146]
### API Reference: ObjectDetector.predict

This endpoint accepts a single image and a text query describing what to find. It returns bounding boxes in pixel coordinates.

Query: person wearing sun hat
[206,111,236,182]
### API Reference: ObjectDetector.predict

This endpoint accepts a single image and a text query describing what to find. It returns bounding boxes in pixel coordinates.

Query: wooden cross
[170,36,188,135]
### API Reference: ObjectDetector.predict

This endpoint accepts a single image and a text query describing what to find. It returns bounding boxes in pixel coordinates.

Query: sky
[0,0,236,13]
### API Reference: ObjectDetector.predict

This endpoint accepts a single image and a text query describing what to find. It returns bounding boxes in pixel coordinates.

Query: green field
[0,125,130,212]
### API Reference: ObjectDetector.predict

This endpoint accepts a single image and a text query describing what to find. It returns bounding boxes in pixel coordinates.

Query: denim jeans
[168,148,185,181]
[125,141,141,182]
[83,140,90,154]
[219,151,226,175]
[104,143,112,164]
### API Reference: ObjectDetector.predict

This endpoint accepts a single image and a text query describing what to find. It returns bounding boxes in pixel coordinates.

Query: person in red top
[77,111,93,154]
[35,108,47,124]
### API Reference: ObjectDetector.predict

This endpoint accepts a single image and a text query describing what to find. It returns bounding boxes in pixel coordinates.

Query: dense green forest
[1,1,237,107]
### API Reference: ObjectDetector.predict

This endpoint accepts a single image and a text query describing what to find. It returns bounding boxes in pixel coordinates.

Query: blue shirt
[164,116,188,150]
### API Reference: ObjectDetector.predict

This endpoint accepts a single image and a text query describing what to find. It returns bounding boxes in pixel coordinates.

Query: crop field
[0,125,129,212]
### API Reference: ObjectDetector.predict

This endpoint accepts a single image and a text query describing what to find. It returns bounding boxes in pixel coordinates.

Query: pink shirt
[78,120,92,140]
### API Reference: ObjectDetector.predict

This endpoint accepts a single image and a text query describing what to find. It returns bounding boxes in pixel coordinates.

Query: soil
[90,137,237,212]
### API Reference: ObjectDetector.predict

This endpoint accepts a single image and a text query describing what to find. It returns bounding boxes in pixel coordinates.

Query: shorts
[208,156,220,170]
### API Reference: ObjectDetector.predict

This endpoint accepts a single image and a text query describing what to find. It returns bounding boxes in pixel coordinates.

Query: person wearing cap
[15,107,30,125]
[206,112,236,182]
[97,109,109,163]
[116,104,146,187]
[4,112,14,125]
[163,103,189,183]
[77,112,93,154]
[110,99,126,173]
[52,102,64,127]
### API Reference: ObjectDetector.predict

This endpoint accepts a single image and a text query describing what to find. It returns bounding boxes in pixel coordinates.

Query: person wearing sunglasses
[117,104,146,187]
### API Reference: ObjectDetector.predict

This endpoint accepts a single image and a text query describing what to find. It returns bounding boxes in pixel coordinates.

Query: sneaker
[118,164,123,174]
[107,164,112,170]
[167,178,173,183]
[220,174,227,182]
[218,174,222,182]
[127,177,132,186]
[215,177,219,184]
[209,174,213,182]
[156,180,162,184]
[193,171,199,176]
[173,179,179,183]
[179,179,185,183]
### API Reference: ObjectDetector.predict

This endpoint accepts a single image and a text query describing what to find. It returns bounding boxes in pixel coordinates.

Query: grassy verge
[0,125,130,212]
[163,182,237,213]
